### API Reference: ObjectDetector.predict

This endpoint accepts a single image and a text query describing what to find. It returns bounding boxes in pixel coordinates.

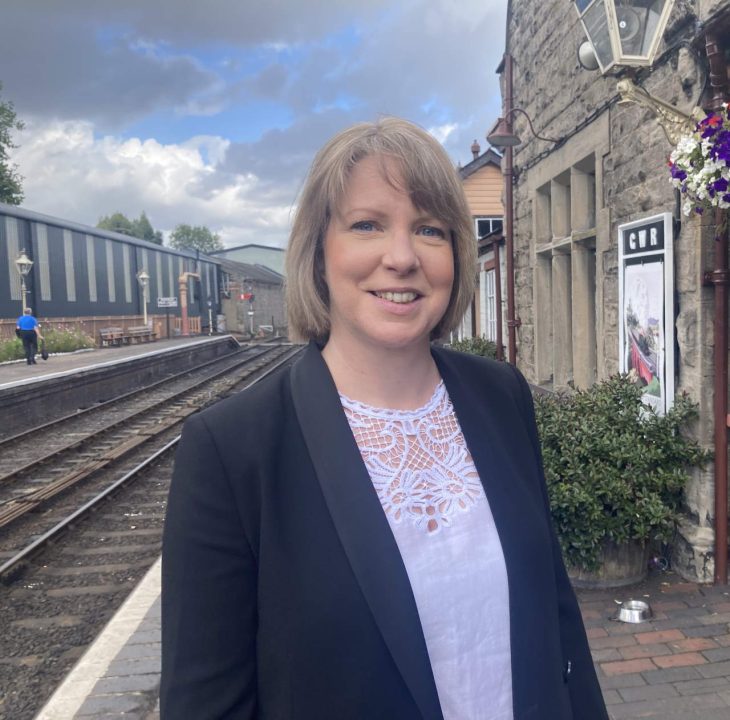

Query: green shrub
[43,327,95,353]
[534,375,709,572]
[0,326,94,362]
[448,336,500,360]
[0,337,24,362]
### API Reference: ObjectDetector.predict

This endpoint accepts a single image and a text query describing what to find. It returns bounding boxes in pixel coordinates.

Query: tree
[98,212,135,236]
[132,211,163,245]
[97,210,163,245]
[169,224,223,253]
[0,83,24,205]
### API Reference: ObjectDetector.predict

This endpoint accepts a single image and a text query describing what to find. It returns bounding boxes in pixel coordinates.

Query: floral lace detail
[340,382,484,534]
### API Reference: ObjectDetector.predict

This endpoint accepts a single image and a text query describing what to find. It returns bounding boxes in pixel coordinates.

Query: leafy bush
[0,326,94,361]
[534,375,709,572]
[44,327,95,353]
[0,337,24,362]
[448,336,499,360]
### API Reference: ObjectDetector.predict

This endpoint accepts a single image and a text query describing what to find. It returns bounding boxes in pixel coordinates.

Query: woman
[161,117,607,719]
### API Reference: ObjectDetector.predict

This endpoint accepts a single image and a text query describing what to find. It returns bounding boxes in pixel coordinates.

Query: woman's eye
[418,225,446,238]
[351,220,378,232]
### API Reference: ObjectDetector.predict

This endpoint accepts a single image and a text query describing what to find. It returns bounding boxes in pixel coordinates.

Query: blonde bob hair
[285,116,476,342]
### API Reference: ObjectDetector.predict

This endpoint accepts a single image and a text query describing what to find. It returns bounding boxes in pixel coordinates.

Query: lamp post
[487,59,560,365]
[15,249,33,313]
[136,269,150,327]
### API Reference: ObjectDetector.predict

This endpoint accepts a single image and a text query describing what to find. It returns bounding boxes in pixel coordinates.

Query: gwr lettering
[628,227,659,250]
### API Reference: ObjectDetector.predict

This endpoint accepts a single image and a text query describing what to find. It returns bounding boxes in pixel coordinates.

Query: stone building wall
[504,0,728,582]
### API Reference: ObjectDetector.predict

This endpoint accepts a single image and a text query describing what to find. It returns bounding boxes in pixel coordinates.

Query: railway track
[0,343,293,540]
[0,341,303,720]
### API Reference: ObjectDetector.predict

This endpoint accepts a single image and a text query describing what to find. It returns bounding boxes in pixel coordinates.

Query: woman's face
[323,154,454,355]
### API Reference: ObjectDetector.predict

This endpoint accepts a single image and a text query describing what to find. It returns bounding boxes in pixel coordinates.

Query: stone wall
[505,0,726,582]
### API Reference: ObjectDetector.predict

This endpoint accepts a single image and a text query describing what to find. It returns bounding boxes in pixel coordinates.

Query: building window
[35,223,51,301]
[86,235,97,302]
[168,255,175,300]
[533,154,597,390]
[475,216,503,239]
[156,251,163,299]
[106,240,116,302]
[122,245,132,303]
[63,230,76,302]
[5,217,21,301]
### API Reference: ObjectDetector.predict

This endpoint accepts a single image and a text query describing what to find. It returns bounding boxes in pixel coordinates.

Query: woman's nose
[382,228,419,273]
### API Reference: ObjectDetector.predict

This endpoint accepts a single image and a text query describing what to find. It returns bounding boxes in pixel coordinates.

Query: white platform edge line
[34,557,162,720]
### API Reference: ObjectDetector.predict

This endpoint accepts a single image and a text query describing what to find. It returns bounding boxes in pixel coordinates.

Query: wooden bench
[126,326,158,343]
[99,327,126,347]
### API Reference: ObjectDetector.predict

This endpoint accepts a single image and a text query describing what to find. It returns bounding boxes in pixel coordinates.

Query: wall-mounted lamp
[487,107,561,148]
[573,0,702,143]
[487,57,563,366]
[573,0,675,73]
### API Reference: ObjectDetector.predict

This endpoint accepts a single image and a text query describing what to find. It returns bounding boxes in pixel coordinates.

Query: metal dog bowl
[616,600,652,624]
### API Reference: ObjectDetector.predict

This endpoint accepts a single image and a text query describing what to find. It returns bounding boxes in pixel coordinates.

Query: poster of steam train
[618,213,674,415]
[624,260,664,406]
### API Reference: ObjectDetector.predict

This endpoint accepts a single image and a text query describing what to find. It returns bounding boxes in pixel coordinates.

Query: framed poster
[618,213,674,414]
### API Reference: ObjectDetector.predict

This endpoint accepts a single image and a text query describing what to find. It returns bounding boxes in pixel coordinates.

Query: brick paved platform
[579,571,730,719]
[35,564,730,719]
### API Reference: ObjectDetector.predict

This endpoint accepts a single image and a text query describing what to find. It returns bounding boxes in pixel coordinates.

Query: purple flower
[714,177,729,193]
[695,207,704,214]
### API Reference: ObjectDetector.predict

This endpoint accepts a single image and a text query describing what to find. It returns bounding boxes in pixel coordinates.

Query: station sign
[157,296,178,308]
[617,212,674,415]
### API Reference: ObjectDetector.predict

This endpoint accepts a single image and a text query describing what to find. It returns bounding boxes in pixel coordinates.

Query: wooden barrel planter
[568,539,649,589]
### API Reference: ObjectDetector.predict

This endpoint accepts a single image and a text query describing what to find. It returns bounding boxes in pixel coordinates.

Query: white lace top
[340,382,513,720]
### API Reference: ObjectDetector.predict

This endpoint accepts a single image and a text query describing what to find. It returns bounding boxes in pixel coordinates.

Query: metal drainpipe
[504,54,519,364]
[494,239,504,361]
[703,32,729,585]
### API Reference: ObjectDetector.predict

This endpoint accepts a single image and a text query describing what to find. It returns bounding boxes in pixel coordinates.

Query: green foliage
[44,327,95,353]
[0,82,24,205]
[169,223,223,253]
[97,211,163,244]
[448,335,499,360]
[1,327,94,361]
[534,375,709,572]
[0,337,23,362]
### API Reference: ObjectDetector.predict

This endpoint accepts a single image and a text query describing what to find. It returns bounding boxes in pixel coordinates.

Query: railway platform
[0,335,242,437]
[35,562,730,719]
[0,335,233,390]
[3,338,728,719]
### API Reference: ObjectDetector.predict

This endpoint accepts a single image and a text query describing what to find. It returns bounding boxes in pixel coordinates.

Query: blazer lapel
[290,342,444,720]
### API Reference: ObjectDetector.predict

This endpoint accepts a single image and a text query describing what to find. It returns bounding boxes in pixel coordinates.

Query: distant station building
[216,256,285,337]
[210,243,285,276]
[457,141,505,350]
[0,203,222,342]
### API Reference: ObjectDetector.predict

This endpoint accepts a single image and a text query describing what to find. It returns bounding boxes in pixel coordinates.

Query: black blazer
[161,342,608,720]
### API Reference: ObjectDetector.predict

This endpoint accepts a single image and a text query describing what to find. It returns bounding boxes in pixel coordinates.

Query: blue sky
[0,0,508,247]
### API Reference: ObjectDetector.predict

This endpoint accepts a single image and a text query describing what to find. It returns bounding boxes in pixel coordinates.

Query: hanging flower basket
[668,103,730,218]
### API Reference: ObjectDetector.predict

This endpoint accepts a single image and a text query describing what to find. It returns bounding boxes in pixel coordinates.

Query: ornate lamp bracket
[616,78,704,145]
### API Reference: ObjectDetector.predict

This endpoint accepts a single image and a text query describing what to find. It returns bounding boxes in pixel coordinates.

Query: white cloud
[429,123,459,145]
[13,119,292,248]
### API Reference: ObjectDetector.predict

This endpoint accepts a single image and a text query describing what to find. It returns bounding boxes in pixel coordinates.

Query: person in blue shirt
[16,308,44,365]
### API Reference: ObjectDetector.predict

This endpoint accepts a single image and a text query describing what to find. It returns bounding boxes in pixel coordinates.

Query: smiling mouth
[372,291,420,303]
